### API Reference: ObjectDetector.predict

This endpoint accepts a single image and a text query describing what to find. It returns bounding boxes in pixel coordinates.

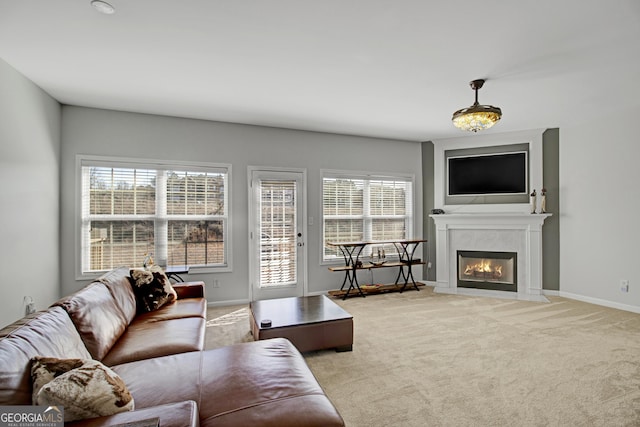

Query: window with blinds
[259,179,297,287]
[322,171,413,261]
[79,157,230,274]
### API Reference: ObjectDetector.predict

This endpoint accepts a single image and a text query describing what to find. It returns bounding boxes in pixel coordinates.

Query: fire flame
[464,260,502,278]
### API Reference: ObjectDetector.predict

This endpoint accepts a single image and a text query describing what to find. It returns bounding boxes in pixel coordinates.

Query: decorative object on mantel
[452,79,502,132]
[530,189,537,214]
[540,188,547,213]
[431,208,445,215]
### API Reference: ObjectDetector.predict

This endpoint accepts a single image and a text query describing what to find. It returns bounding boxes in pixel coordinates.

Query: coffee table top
[251,295,352,330]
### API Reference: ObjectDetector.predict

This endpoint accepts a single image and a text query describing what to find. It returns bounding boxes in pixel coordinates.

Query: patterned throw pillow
[129,266,177,313]
[31,356,135,422]
[31,357,85,404]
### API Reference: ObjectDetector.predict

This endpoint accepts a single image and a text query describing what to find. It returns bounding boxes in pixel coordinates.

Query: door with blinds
[249,168,306,301]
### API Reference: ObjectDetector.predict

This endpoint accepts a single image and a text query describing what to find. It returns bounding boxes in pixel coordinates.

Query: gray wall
[542,128,559,291]
[560,107,640,311]
[60,106,423,303]
[421,141,436,282]
[0,59,61,328]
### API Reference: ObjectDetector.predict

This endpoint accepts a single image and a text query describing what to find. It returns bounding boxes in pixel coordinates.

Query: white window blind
[322,172,413,261]
[80,157,229,274]
[259,179,297,287]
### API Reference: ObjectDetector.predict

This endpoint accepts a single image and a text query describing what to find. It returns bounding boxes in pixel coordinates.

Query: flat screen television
[447,151,528,196]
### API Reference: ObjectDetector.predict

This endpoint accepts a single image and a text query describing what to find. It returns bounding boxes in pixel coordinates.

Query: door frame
[247,166,308,301]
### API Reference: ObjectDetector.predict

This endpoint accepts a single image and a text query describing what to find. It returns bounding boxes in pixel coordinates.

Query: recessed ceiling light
[91,0,115,14]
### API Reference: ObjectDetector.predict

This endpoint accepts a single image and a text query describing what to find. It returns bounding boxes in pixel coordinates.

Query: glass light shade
[91,0,115,14]
[452,104,502,132]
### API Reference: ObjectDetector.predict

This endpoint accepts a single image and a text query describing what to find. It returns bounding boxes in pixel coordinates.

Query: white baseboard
[555,291,640,314]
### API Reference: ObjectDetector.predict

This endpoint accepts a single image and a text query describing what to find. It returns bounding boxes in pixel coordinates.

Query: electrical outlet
[427,261,432,269]
[620,279,629,293]
[23,296,36,315]
[212,279,220,288]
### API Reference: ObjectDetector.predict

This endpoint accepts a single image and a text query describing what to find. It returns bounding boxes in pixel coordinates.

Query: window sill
[76,264,231,281]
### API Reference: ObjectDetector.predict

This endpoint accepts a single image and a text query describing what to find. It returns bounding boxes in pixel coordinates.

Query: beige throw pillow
[31,356,134,422]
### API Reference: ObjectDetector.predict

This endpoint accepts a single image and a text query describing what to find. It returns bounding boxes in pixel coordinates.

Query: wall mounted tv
[447,151,528,196]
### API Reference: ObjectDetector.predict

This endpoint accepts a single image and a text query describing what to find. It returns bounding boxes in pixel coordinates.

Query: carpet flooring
[205,287,640,426]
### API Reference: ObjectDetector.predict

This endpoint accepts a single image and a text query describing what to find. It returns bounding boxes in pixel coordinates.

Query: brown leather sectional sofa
[0,267,345,427]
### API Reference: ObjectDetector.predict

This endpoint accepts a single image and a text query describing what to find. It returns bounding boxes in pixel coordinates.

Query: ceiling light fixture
[452,79,502,132]
[91,0,115,14]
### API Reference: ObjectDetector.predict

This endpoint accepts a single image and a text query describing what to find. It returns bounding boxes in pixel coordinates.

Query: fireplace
[457,250,517,292]
[430,213,551,300]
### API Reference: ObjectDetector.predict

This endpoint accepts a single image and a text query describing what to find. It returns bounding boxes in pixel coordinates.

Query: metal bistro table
[164,265,189,283]
[327,239,427,299]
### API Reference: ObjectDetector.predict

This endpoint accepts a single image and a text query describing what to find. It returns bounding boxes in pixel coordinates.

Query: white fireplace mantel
[430,213,551,301]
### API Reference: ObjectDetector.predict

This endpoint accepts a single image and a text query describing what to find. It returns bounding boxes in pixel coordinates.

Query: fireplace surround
[430,213,551,301]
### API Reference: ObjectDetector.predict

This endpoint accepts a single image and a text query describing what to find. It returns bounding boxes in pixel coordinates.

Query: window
[322,170,413,261]
[79,156,230,275]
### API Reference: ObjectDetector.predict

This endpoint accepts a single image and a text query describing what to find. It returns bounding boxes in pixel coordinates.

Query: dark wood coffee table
[250,295,353,353]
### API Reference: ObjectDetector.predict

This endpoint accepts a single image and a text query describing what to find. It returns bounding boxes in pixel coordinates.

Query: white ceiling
[1,0,639,142]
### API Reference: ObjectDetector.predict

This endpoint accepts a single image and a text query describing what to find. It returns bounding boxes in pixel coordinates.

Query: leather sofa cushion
[54,283,129,361]
[65,401,198,427]
[197,338,344,427]
[112,338,345,427]
[112,352,201,406]
[97,267,138,324]
[134,298,207,323]
[0,307,92,405]
[102,317,205,366]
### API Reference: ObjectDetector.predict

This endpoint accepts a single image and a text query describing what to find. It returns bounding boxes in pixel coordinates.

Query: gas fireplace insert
[457,250,517,292]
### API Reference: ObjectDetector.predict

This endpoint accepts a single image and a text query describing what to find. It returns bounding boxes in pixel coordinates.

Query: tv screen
[448,152,527,196]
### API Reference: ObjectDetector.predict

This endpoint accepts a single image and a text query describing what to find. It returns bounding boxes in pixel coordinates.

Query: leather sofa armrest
[65,401,198,427]
[173,281,205,299]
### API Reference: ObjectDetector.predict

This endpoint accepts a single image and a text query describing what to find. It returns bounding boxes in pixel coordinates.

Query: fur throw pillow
[129,266,177,313]
[31,356,134,422]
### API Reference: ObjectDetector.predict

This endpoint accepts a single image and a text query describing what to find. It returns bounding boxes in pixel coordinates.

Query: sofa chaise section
[111,338,345,427]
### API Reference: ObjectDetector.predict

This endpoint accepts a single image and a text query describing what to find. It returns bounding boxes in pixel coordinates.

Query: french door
[249,168,306,301]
